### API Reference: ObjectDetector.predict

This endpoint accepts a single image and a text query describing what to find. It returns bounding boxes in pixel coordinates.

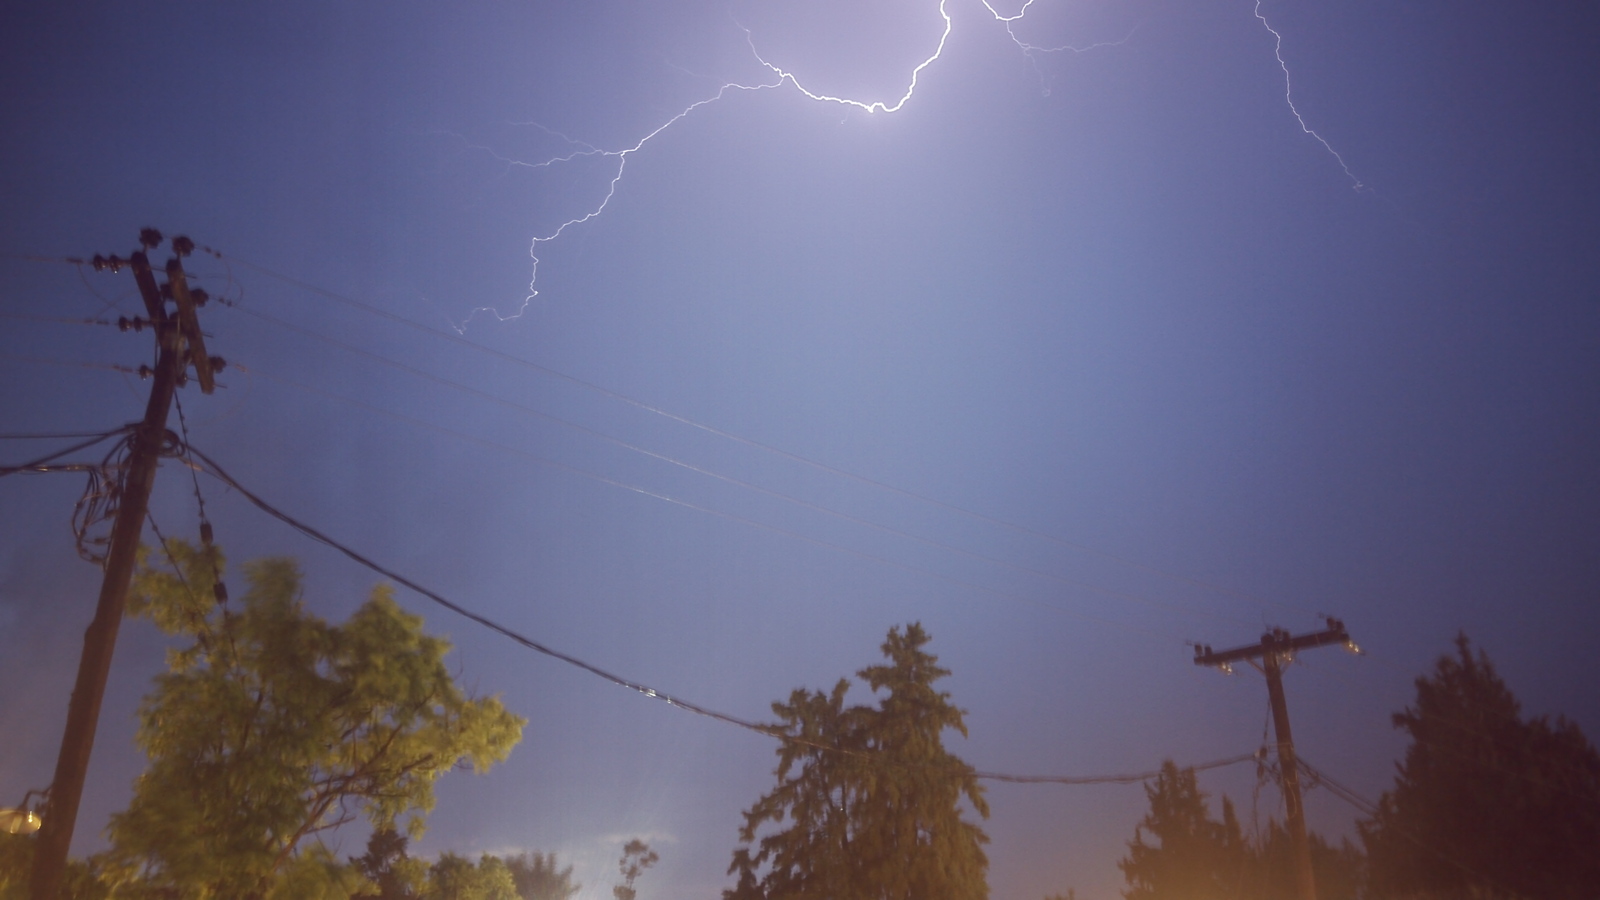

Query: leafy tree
[504,852,579,900]
[1359,634,1600,900]
[423,853,516,900]
[1118,761,1250,900]
[350,832,577,900]
[725,623,990,900]
[352,828,427,899]
[611,839,657,900]
[98,541,525,900]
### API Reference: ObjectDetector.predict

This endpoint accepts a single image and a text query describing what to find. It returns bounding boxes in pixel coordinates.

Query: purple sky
[3,2,1598,898]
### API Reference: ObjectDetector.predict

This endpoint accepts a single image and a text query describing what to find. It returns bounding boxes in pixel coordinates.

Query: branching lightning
[453,0,1362,327]
[980,0,1142,95]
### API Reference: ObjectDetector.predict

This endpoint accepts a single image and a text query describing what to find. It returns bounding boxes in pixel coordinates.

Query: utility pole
[1192,617,1356,900]
[30,231,220,900]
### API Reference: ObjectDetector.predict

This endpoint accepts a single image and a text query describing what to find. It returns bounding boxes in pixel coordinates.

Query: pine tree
[1360,634,1600,900]
[1118,762,1250,900]
[725,623,989,900]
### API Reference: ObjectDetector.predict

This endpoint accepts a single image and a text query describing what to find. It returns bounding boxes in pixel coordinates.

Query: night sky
[2,2,1597,899]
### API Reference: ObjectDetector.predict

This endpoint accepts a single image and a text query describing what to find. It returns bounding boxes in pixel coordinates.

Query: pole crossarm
[1192,616,1355,671]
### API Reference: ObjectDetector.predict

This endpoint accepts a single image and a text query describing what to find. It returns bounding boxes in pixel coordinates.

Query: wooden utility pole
[1192,617,1356,900]
[30,232,219,900]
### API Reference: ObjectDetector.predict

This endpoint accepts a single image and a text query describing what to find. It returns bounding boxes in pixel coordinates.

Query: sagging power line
[176,435,1257,790]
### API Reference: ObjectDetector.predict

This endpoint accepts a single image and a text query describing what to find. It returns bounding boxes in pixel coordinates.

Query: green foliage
[349,831,578,900]
[1118,761,1360,900]
[504,852,579,900]
[422,853,517,900]
[99,541,525,900]
[611,839,657,900]
[1359,634,1600,900]
[1119,762,1250,900]
[352,828,428,899]
[726,623,990,900]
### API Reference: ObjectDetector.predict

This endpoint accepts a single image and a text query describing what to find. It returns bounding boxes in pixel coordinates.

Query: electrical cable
[0,312,115,327]
[233,303,1251,629]
[239,366,1177,641]
[1294,755,1510,894]
[177,437,1254,785]
[975,752,1258,785]
[209,249,1310,619]
[0,430,137,440]
[0,354,140,376]
[0,427,131,478]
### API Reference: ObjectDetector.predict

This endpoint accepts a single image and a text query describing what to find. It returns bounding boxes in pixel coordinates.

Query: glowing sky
[3,2,1598,898]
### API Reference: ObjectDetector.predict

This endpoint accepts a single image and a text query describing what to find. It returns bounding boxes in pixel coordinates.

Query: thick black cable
[180,440,1256,785]
[181,442,782,735]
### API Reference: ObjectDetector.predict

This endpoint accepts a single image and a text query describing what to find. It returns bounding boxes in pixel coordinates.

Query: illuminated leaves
[103,541,525,900]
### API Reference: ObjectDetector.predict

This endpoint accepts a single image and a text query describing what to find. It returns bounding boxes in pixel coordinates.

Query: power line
[232,302,1251,629]
[1294,755,1507,894]
[240,366,1179,640]
[0,428,131,478]
[0,429,134,441]
[0,354,140,376]
[177,438,1248,786]
[976,751,1260,785]
[208,249,1307,619]
[0,312,115,327]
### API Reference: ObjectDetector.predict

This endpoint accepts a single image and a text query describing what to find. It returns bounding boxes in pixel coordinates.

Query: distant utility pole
[30,231,222,900]
[1192,617,1356,900]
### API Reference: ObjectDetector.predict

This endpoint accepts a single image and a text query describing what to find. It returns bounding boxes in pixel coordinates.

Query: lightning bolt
[452,0,1363,327]
[1254,0,1363,190]
[980,0,1142,96]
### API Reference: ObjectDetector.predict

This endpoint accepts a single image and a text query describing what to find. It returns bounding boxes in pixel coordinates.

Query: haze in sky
[2,2,1597,898]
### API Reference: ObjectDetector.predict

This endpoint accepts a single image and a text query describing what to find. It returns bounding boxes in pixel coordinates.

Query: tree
[611,839,657,900]
[1118,761,1250,900]
[1118,761,1361,900]
[504,853,579,900]
[99,541,525,900]
[1251,820,1364,900]
[725,623,990,900]
[352,828,427,899]
[350,832,576,900]
[423,854,517,900]
[1359,634,1600,900]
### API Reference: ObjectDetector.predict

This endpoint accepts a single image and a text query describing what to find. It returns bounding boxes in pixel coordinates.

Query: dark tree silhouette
[612,839,657,900]
[1119,761,1363,900]
[725,623,989,900]
[1360,634,1600,900]
[1119,762,1250,900]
